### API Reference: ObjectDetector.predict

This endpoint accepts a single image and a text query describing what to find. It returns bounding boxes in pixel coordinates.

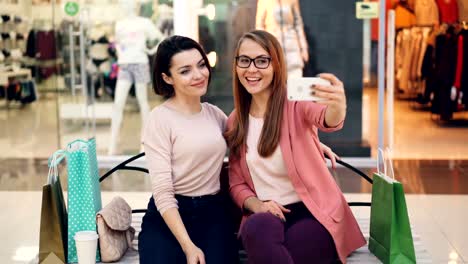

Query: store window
[202,0,370,156]
[1,0,370,160]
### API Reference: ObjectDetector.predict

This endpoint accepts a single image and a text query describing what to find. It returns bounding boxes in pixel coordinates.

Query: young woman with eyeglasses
[225,30,366,264]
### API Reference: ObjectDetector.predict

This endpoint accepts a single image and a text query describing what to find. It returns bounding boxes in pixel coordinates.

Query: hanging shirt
[256,0,308,72]
[115,16,161,64]
[36,30,57,60]
[415,0,440,25]
[458,0,468,22]
[454,35,464,90]
[436,0,459,24]
[395,4,417,29]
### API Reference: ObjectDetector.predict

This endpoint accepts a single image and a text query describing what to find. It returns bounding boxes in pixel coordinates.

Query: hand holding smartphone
[287,77,331,101]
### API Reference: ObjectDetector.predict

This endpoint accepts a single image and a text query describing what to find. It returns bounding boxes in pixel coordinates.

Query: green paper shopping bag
[39,151,68,263]
[369,148,416,264]
[65,138,102,263]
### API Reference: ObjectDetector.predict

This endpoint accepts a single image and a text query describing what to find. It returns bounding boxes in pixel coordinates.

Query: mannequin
[108,0,163,155]
[256,0,309,77]
[87,23,112,98]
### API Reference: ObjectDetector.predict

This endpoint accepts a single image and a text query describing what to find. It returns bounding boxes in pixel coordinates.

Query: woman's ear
[162,73,173,85]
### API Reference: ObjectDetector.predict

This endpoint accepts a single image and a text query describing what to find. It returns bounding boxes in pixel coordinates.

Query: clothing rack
[394,25,433,101]
[0,68,32,86]
[396,24,435,29]
[399,25,468,123]
[0,67,33,109]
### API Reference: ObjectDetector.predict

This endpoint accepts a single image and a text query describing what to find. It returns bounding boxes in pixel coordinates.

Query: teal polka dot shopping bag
[51,138,102,263]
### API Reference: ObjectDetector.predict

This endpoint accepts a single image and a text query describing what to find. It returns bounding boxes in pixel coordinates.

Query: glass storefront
[1,0,371,161]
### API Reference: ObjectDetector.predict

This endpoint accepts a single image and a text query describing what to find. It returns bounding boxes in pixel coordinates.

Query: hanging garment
[26,30,36,58]
[397,29,414,92]
[436,0,459,23]
[453,35,464,91]
[415,0,440,25]
[458,0,468,22]
[432,28,458,120]
[232,2,257,42]
[395,4,417,29]
[36,30,57,60]
[459,29,468,106]
[0,85,5,98]
[256,0,308,73]
[20,81,37,104]
[416,28,432,79]
[409,28,423,91]
[453,34,464,110]
[421,44,436,103]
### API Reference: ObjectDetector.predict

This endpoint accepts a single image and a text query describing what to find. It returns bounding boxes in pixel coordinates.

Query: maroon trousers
[240,202,340,264]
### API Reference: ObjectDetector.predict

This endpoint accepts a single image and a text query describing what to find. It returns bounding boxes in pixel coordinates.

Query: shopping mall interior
[1,0,468,263]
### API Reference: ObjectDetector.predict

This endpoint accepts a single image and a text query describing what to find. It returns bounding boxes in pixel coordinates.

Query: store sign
[64,1,80,17]
[356,2,379,19]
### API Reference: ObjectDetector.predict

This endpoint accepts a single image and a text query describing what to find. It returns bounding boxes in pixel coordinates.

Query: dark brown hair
[225,30,287,158]
[152,35,212,98]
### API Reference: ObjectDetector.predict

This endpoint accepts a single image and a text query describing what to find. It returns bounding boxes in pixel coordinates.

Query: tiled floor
[1,191,466,264]
[0,159,467,263]
[362,87,468,159]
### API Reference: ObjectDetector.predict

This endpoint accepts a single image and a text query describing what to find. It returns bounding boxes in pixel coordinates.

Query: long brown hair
[225,30,287,158]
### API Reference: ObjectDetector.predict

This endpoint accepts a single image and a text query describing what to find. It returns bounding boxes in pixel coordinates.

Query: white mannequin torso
[115,16,161,64]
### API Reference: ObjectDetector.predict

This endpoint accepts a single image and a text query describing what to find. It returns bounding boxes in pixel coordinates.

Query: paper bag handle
[376,148,386,177]
[47,150,66,184]
[385,147,395,180]
[67,139,89,152]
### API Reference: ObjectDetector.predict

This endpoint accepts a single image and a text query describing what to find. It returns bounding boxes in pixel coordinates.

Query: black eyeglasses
[235,55,272,69]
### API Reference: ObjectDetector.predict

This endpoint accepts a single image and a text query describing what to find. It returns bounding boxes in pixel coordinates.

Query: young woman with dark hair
[138,35,236,264]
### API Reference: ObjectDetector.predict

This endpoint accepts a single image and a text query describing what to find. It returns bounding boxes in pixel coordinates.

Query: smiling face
[162,48,210,99]
[235,38,274,97]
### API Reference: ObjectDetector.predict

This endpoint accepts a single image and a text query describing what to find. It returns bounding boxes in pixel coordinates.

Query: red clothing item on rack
[454,34,464,90]
[36,31,57,60]
[436,0,459,24]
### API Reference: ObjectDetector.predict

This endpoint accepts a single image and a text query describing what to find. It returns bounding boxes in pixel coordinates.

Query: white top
[142,102,228,215]
[115,16,161,64]
[246,115,301,206]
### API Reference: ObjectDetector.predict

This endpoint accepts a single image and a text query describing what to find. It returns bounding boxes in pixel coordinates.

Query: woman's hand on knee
[183,243,205,264]
[259,200,291,222]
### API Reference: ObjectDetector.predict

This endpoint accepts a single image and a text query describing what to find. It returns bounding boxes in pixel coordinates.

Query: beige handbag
[96,196,135,262]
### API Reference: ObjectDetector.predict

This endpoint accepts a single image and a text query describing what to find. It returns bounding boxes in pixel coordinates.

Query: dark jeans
[138,193,238,264]
[240,202,339,264]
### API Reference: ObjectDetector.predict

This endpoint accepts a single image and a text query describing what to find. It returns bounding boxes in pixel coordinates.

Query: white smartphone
[287,77,331,101]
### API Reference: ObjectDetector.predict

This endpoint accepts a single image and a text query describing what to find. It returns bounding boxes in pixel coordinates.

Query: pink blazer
[227,99,366,263]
